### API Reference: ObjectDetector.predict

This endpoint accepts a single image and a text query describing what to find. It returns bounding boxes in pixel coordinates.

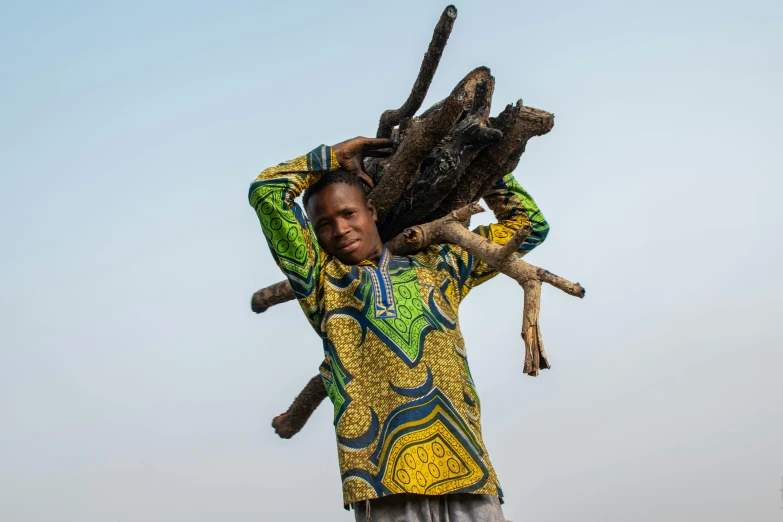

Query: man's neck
[357,244,384,267]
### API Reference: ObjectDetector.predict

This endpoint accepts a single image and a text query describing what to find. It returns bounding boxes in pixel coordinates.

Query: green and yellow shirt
[249,145,549,506]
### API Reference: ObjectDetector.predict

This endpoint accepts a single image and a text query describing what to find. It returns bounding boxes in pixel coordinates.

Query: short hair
[302,169,371,209]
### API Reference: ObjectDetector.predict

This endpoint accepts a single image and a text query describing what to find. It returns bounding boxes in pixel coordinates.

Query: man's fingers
[361,138,394,149]
[363,148,394,158]
[357,171,375,189]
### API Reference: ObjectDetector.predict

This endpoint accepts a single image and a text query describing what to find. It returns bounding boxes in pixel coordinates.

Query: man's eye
[344,211,355,217]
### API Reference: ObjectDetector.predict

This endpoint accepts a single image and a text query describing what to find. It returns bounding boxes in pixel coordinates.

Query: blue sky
[1,1,782,521]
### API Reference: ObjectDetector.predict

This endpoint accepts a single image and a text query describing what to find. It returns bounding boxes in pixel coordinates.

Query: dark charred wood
[370,66,492,222]
[370,97,464,222]
[378,76,501,240]
[451,102,555,208]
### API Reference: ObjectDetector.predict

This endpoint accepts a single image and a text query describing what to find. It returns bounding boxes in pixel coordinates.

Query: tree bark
[251,280,295,314]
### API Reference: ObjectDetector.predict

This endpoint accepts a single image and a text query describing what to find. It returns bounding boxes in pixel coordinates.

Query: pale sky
[1,1,782,521]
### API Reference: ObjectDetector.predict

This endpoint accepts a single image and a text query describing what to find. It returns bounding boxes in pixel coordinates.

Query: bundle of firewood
[251,5,585,439]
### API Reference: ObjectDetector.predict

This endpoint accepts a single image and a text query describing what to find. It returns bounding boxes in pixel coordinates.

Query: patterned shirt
[249,145,549,507]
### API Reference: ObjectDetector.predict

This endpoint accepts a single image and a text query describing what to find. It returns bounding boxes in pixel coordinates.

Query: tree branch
[376,5,458,139]
[251,279,295,314]
[393,204,585,298]
[270,375,328,439]
[521,279,550,376]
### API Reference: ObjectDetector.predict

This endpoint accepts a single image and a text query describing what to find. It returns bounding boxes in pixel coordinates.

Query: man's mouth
[336,239,360,254]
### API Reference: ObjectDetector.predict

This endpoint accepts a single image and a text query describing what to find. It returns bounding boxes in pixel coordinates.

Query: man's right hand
[331,137,394,188]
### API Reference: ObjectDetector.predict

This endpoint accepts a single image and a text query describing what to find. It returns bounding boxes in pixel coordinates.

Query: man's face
[305,182,383,265]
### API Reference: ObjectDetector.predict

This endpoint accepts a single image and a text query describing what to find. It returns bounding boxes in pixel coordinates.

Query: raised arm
[475,173,549,254]
[248,145,340,331]
[248,138,393,330]
[456,173,550,297]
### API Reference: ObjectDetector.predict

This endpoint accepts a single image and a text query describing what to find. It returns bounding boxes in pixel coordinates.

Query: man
[249,136,549,521]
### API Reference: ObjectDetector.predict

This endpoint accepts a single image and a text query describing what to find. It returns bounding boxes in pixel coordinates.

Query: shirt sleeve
[248,145,340,332]
[452,173,550,299]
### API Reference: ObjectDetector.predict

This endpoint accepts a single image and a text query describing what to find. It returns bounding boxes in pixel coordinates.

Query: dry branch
[387,204,585,299]
[376,5,458,139]
[271,375,328,439]
[251,279,295,313]
[522,279,550,376]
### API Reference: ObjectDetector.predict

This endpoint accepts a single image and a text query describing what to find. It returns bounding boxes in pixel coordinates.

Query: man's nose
[334,218,351,237]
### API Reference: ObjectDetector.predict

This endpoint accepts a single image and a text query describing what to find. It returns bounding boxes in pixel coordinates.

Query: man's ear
[367,198,378,222]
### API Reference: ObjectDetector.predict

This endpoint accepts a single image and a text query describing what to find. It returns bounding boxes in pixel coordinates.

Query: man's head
[303,169,383,265]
